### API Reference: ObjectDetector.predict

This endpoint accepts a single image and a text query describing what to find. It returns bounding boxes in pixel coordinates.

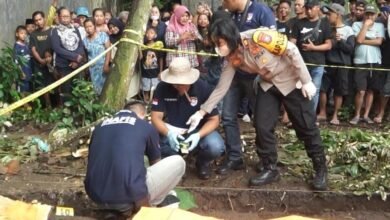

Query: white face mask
[215,45,231,57]
[151,15,159,20]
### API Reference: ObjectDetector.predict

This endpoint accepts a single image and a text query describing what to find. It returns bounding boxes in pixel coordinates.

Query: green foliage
[280,128,390,200]
[0,45,23,103]
[3,79,112,129]
[60,79,113,128]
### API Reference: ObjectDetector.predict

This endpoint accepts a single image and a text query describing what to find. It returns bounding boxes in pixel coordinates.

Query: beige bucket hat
[161,57,200,85]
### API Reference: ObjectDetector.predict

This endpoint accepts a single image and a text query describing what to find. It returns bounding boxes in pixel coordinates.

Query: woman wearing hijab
[165,5,201,68]
[107,18,125,44]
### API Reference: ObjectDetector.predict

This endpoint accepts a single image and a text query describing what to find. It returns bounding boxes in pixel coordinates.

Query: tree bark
[100,0,153,110]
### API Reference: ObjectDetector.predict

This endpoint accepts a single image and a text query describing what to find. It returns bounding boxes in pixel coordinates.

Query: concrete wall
[0,0,95,49]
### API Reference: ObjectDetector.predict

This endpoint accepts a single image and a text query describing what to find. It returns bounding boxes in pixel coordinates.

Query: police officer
[187,17,328,190]
[85,101,185,216]
[151,57,225,180]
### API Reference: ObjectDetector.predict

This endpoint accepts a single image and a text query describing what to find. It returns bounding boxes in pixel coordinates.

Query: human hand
[364,18,374,27]
[69,61,79,69]
[184,133,200,151]
[335,33,342,41]
[302,39,315,51]
[76,55,83,63]
[167,130,185,152]
[301,81,317,100]
[186,111,204,133]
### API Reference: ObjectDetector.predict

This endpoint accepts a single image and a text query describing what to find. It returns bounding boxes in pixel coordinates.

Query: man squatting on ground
[186,16,328,190]
[85,101,185,216]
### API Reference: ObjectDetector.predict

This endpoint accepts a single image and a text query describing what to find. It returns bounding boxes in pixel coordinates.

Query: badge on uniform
[247,13,253,21]
[190,97,198,106]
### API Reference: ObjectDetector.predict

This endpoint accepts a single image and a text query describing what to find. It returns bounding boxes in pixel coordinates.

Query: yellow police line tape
[1,33,390,116]
[0,41,120,116]
[306,63,390,72]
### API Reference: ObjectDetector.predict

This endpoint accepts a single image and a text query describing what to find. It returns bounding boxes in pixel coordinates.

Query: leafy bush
[0,45,23,103]
[61,79,113,128]
[280,128,390,200]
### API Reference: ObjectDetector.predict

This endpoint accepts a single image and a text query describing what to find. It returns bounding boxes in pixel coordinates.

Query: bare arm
[151,111,169,136]
[103,40,111,73]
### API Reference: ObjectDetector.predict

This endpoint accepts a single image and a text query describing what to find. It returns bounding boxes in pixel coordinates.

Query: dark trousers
[56,66,74,101]
[222,77,256,160]
[255,86,324,163]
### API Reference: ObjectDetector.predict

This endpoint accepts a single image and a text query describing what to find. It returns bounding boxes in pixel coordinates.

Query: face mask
[215,45,230,57]
[151,15,159,20]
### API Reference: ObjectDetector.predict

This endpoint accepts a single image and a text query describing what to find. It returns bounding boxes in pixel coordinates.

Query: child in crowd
[93,8,109,34]
[25,19,36,46]
[196,13,212,76]
[83,19,111,95]
[141,27,163,102]
[165,5,201,68]
[13,26,33,94]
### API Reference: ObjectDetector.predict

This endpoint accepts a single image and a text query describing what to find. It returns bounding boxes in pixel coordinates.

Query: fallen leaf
[6,160,20,175]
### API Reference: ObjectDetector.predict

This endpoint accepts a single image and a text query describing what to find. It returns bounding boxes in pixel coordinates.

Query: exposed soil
[0,120,389,219]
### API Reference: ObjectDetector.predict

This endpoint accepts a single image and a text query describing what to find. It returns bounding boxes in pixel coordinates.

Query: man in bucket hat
[151,57,225,180]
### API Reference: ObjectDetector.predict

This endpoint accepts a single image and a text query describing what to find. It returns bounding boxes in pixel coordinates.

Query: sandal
[373,117,382,124]
[362,117,374,124]
[349,117,360,125]
[316,116,327,122]
[330,119,340,125]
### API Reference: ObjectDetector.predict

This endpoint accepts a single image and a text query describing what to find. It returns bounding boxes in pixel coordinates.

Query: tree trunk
[100,0,153,110]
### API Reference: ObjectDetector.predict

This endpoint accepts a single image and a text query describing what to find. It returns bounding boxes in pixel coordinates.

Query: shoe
[157,192,180,208]
[242,114,251,123]
[362,117,374,124]
[216,158,245,175]
[312,155,328,191]
[196,162,211,180]
[249,164,280,186]
[349,117,360,125]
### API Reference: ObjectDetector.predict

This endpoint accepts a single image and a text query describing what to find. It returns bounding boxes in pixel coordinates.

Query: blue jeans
[308,66,324,111]
[160,131,225,166]
[222,77,255,161]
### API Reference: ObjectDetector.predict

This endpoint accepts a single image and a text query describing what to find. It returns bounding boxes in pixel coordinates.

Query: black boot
[196,161,211,180]
[249,161,280,186]
[312,155,328,190]
[216,158,245,175]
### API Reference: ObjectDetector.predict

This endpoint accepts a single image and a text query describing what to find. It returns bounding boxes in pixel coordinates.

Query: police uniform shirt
[85,110,160,204]
[151,79,219,129]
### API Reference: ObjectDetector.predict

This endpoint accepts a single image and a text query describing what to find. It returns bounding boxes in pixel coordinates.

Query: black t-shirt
[291,17,332,64]
[85,110,160,204]
[30,28,52,65]
[151,79,219,129]
[277,20,290,36]
[141,49,161,78]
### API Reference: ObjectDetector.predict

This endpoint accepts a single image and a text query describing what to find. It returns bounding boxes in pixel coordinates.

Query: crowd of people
[9,0,390,218]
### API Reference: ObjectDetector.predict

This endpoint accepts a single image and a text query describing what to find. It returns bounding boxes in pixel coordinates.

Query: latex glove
[184,133,201,151]
[301,81,317,100]
[167,130,185,152]
[186,111,203,133]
